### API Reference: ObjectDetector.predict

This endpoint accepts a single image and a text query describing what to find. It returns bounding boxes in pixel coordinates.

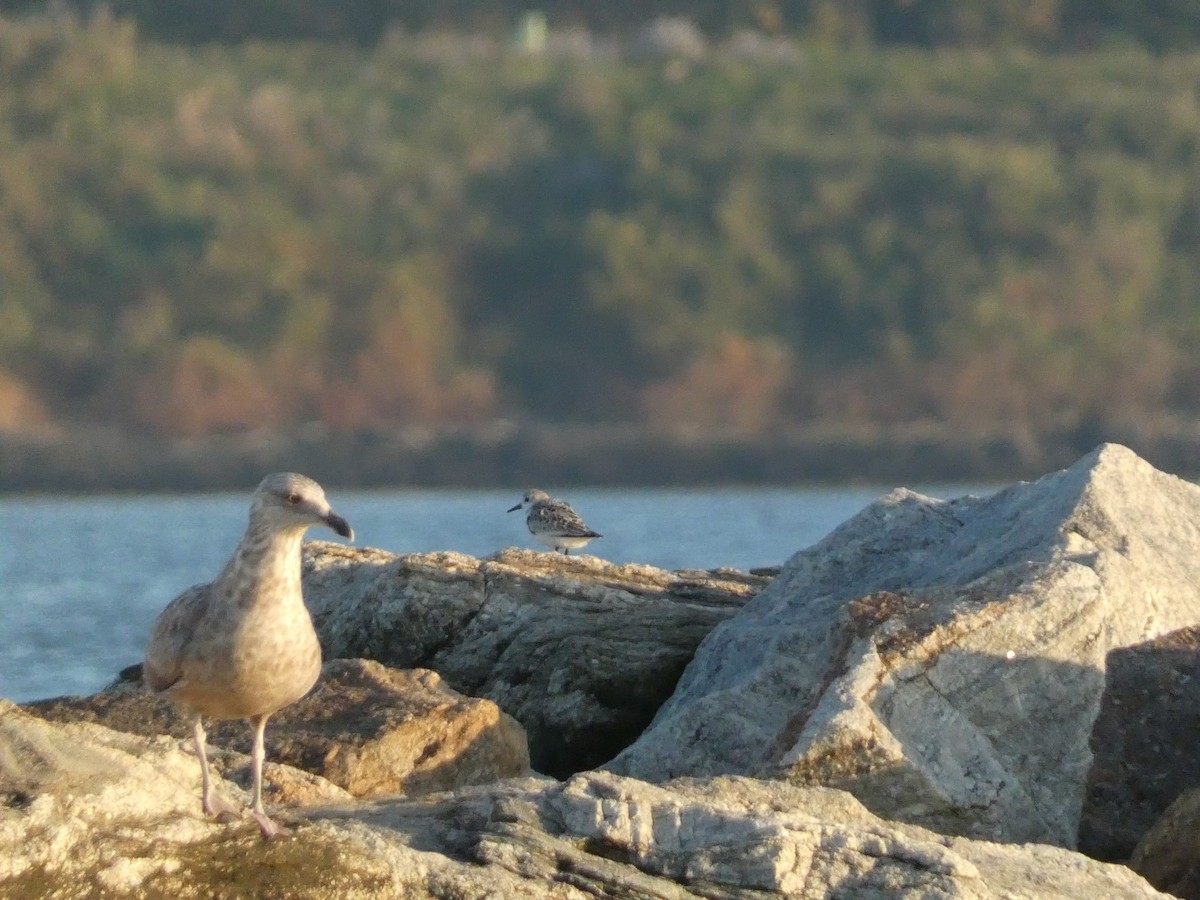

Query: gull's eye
[286,493,301,505]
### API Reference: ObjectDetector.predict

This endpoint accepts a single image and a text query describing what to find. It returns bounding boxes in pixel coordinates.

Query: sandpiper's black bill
[325,512,353,540]
[506,503,522,512]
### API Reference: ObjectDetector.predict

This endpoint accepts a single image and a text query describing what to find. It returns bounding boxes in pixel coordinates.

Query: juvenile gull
[507,488,602,555]
[143,472,353,839]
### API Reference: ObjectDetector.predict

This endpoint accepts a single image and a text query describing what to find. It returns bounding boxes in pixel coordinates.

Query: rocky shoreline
[4,419,1200,491]
[5,443,1200,896]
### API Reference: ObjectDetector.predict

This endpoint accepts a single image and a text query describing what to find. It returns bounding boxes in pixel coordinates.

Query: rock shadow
[1079,627,1200,863]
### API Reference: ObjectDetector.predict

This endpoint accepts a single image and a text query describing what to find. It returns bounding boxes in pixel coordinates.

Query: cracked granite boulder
[607,443,1200,848]
[300,546,766,778]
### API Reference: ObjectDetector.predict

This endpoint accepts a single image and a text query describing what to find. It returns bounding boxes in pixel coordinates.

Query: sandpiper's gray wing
[532,499,602,538]
[143,583,212,693]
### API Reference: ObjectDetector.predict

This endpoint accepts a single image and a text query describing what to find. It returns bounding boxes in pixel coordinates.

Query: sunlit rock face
[608,443,1200,848]
[0,703,1169,900]
[27,658,531,800]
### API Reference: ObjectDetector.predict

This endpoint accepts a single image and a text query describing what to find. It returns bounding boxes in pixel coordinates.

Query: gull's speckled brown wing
[143,583,212,693]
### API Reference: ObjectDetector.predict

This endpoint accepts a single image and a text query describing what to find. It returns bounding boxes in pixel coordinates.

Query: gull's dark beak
[324,512,354,541]
[507,502,522,513]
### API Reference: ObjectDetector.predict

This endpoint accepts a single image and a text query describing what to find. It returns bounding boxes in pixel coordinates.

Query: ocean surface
[0,484,989,703]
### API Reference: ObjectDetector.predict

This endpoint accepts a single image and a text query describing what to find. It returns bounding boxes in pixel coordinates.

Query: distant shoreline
[3,422,1197,493]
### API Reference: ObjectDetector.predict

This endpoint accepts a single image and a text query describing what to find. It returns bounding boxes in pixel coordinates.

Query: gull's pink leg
[248,714,290,839]
[193,717,240,820]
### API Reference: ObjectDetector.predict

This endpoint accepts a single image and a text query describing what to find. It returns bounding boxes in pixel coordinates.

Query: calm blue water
[0,485,987,703]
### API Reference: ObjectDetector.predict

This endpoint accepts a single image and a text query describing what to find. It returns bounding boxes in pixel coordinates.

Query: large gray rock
[301,546,766,777]
[608,444,1200,847]
[0,702,1167,899]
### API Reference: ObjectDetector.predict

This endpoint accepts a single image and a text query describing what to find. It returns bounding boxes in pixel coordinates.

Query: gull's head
[251,472,354,541]
[507,488,550,513]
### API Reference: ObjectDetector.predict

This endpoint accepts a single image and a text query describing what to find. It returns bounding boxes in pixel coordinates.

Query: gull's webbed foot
[252,808,292,840]
[202,786,243,821]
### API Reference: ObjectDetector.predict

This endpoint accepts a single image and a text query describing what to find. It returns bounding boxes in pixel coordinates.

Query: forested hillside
[2,10,1200,448]
[5,1,1200,50]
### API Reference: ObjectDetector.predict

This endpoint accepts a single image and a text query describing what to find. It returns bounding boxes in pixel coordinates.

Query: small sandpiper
[508,488,602,555]
[143,472,353,839]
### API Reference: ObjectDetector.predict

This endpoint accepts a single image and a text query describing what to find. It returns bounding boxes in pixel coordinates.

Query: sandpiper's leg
[193,717,240,820]
[248,714,290,839]
[561,547,569,556]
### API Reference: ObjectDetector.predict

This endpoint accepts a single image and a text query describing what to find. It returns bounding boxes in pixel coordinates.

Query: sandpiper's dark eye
[286,493,301,505]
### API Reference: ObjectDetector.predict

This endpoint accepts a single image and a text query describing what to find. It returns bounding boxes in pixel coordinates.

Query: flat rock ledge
[300,545,768,777]
[0,701,1167,899]
[608,443,1200,848]
[27,659,530,800]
